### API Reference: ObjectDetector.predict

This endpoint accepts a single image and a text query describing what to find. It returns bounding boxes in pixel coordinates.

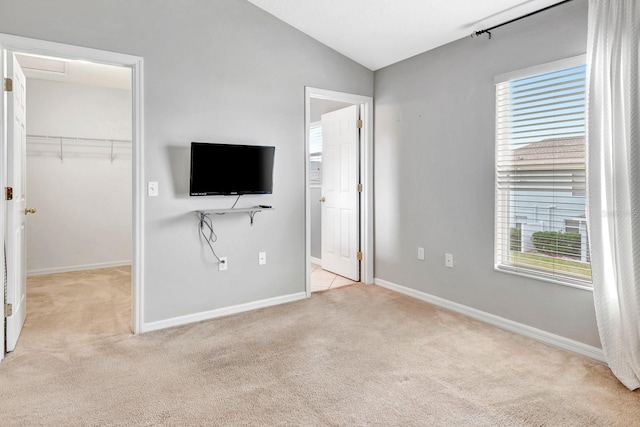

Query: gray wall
[0,0,373,324]
[374,0,599,347]
[310,187,322,259]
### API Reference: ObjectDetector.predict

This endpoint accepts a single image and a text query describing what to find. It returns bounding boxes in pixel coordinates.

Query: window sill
[495,265,593,292]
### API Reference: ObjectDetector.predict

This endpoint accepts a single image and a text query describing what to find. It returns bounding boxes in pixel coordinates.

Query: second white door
[320,105,360,281]
[5,51,29,352]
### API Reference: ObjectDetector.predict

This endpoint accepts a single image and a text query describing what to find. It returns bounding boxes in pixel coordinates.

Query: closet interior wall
[25,78,132,275]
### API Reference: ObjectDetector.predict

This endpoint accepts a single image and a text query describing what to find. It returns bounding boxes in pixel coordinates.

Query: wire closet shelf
[26,134,131,162]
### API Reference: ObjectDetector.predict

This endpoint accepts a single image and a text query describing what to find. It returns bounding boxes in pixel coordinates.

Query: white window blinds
[309,122,323,156]
[495,58,592,287]
[309,122,322,186]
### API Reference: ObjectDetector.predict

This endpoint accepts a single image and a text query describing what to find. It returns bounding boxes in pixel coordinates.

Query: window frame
[494,55,592,291]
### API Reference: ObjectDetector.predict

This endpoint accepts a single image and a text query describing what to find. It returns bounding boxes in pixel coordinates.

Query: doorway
[22,53,132,346]
[304,87,374,296]
[0,34,144,361]
[18,53,132,276]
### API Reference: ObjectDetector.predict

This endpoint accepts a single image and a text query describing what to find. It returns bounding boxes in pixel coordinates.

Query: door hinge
[357,251,363,261]
[4,303,12,317]
[5,187,13,200]
[357,183,363,193]
[3,78,12,92]
[356,119,363,129]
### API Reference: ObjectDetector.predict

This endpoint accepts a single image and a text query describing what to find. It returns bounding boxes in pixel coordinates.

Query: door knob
[319,197,326,203]
[24,208,37,215]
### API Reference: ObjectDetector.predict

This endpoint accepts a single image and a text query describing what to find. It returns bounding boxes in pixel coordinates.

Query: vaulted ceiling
[17,1,569,87]
[247,0,568,70]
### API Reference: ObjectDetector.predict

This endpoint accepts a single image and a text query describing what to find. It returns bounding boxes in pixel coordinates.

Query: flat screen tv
[189,142,275,196]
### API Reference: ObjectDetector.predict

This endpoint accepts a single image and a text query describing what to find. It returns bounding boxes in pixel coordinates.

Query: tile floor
[310,263,358,292]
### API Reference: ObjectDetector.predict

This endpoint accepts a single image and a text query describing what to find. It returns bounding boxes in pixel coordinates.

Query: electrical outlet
[219,256,228,271]
[259,252,266,265]
[417,247,425,261]
[445,253,453,268]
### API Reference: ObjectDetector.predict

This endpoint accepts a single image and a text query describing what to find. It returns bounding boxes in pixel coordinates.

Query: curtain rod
[471,0,574,40]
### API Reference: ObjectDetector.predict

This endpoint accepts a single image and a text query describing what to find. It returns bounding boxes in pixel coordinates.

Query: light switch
[148,181,158,197]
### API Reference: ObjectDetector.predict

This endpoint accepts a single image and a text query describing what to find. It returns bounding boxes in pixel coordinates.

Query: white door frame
[0,34,145,349]
[304,87,374,296]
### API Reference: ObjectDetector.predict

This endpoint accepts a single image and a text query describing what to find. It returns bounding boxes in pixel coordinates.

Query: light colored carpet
[1,267,639,426]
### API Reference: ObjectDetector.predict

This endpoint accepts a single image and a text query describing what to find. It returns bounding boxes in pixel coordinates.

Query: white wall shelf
[195,206,274,225]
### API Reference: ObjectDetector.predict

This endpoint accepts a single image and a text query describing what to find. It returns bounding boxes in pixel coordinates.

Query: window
[309,121,322,187]
[495,56,592,287]
[564,219,580,234]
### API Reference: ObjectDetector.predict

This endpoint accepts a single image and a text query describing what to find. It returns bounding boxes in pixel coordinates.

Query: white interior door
[0,44,4,361]
[5,52,28,352]
[320,105,360,281]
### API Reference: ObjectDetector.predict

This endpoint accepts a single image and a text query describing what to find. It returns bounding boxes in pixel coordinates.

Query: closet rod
[27,134,131,144]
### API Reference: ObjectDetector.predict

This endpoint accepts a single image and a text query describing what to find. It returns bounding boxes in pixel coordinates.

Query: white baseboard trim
[141,291,308,333]
[310,256,322,265]
[27,260,132,277]
[374,278,605,363]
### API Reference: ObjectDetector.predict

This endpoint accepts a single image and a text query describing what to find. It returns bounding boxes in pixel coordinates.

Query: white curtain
[586,0,640,391]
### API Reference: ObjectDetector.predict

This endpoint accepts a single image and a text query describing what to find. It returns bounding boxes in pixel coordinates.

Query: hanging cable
[230,194,241,209]
[199,213,221,263]
[216,194,242,216]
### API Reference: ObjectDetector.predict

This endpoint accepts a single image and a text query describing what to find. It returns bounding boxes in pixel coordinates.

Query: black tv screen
[190,142,275,196]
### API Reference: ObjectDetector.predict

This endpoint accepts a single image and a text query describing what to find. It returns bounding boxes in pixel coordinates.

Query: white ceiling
[16,54,131,90]
[247,0,566,70]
